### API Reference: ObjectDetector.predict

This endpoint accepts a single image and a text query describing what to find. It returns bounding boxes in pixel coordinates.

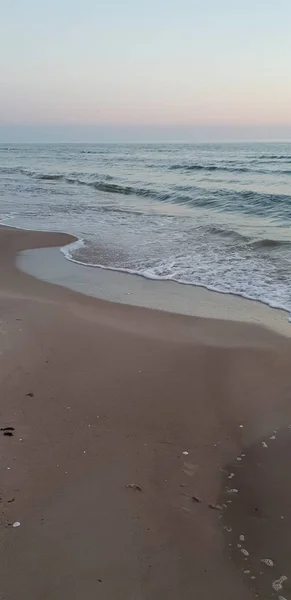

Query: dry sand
[0,226,291,600]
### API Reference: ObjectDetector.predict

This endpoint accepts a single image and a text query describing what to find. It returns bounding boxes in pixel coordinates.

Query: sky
[1,0,291,142]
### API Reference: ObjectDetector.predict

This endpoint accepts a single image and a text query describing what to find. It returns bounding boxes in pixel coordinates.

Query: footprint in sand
[183,462,198,477]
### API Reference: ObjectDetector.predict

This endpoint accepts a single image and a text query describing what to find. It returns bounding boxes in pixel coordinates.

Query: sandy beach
[1,225,291,600]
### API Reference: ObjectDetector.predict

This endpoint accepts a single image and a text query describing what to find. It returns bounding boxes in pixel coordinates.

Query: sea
[0,142,290,315]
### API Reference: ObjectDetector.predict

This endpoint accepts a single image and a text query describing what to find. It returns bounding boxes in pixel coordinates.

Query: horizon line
[1,139,291,144]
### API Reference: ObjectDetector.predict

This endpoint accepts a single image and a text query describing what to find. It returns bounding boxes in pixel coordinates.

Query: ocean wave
[61,238,291,315]
[169,164,251,173]
[203,225,250,242]
[208,188,291,219]
[80,149,113,155]
[42,176,173,201]
[257,154,291,160]
[0,165,173,200]
[167,187,291,220]
[250,239,291,249]
[0,166,34,176]
[87,181,157,196]
[38,174,64,181]
[169,162,291,174]
[1,165,290,219]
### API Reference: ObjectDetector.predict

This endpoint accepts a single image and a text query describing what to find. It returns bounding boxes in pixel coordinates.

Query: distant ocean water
[0,142,290,315]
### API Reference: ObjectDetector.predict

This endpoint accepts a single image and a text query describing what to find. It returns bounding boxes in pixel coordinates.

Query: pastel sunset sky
[1,0,291,141]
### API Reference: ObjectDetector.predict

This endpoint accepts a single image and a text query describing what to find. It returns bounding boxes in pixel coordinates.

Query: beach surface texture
[1,225,291,600]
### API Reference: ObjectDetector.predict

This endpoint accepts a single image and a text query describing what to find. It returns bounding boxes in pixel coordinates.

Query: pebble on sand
[208,503,222,511]
[126,484,143,491]
[12,521,20,528]
[192,495,202,504]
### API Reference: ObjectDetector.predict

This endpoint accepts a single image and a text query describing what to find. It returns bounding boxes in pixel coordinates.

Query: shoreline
[17,241,291,339]
[2,220,291,331]
[1,225,291,599]
[62,236,291,318]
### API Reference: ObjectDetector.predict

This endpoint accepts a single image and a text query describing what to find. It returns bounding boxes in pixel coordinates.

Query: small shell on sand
[239,535,245,541]
[272,576,287,592]
[12,521,20,528]
[261,558,274,567]
[241,549,249,557]
[262,442,268,448]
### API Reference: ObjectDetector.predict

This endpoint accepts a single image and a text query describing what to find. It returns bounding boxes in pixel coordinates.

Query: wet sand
[18,245,290,338]
[1,226,291,600]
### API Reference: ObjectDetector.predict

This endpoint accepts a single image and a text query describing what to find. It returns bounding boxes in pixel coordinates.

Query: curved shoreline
[62,236,291,319]
[2,220,290,324]
[18,247,291,339]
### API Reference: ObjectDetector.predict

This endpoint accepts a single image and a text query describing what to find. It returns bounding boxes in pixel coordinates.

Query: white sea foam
[1,142,291,320]
[61,242,291,318]
[60,238,86,260]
